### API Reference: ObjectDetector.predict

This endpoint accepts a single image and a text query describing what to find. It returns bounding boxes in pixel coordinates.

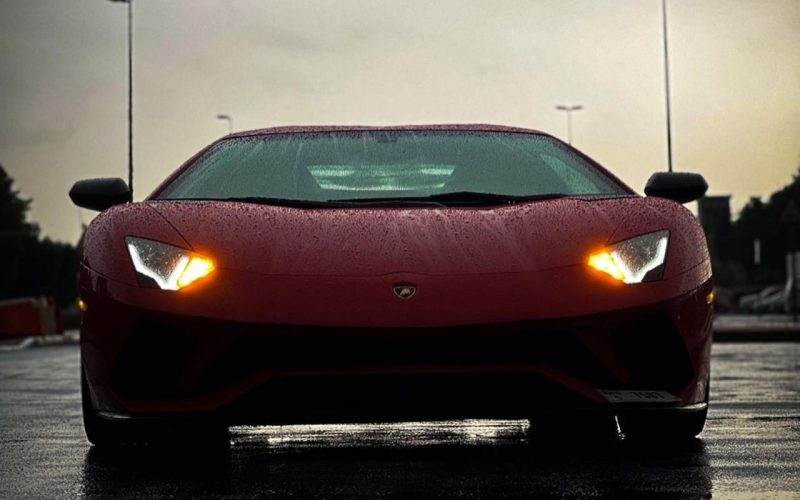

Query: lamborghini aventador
[70,125,712,447]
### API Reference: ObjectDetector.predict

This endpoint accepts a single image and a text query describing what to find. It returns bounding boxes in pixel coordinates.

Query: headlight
[125,237,215,290]
[587,230,669,284]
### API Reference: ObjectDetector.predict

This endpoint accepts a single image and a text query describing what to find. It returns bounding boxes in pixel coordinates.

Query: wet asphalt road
[0,343,798,499]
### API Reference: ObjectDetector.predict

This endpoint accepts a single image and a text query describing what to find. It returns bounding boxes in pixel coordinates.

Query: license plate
[598,390,680,404]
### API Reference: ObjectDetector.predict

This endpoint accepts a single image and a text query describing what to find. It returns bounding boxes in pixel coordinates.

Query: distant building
[697,195,731,261]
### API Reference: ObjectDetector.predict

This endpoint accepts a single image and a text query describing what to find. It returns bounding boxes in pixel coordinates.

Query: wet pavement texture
[0,343,798,499]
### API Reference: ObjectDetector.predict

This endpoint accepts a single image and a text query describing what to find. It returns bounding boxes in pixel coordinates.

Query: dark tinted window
[157,131,627,201]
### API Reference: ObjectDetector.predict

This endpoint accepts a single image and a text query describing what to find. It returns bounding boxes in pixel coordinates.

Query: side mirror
[644,172,708,204]
[69,178,131,211]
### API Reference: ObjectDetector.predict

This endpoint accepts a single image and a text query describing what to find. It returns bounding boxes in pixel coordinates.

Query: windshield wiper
[164,192,572,208]
[165,197,350,208]
[335,191,570,206]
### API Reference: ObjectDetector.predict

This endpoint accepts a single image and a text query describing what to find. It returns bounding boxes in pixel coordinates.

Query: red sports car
[70,125,712,447]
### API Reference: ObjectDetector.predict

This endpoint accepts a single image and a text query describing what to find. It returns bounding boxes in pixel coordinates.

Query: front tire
[618,407,707,441]
[528,413,622,442]
[82,369,129,447]
[81,369,229,448]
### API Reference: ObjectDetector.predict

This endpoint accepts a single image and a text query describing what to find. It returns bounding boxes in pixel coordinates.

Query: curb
[712,315,800,342]
[0,337,35,352]
[0,330,80,352]
[713,330,800,343]
[33,331,80,347]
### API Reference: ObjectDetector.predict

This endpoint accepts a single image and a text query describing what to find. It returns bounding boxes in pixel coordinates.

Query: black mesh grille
[110,320,615,398]
[109,311,694,405]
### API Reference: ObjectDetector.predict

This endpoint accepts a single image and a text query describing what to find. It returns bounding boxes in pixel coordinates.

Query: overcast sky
[1,0,798,244]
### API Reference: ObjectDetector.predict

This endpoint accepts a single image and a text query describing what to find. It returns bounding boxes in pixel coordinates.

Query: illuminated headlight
[587,230,669,284]
[125,237,214,290]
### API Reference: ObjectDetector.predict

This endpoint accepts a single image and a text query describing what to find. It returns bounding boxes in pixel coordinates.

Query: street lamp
[555,105,583,145]
[216,114,233,135]
[109,0,133,197]
[661,0,674,173]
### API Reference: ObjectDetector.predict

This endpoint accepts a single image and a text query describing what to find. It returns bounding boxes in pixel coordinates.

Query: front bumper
[80,275,713,424]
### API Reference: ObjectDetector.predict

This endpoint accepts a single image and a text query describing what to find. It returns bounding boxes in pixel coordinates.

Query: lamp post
[109,0,133,197]
[661,0,674,173]
[216,114,233,135]
[555,105,583,145]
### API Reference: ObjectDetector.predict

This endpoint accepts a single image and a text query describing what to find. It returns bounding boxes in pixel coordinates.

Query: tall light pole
[109,0,133,197]
[216,114,233,135]
[555,105,583,145]
[661,0,674,172]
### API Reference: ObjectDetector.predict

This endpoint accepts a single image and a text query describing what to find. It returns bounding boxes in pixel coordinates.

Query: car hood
[147,197,665,277]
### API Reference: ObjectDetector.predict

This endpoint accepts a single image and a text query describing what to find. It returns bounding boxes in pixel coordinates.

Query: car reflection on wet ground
[1,343,798,498]
[83,423,714,499]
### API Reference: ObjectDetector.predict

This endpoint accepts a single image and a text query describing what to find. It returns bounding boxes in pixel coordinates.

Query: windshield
[155,130,628,203]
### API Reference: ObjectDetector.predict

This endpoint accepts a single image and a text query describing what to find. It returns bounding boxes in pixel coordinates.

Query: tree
[721,168,800,285]
[0,165,77,306]
[0,166,39,238]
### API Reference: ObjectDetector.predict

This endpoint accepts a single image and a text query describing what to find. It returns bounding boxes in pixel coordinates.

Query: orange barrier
[0,297,63,338]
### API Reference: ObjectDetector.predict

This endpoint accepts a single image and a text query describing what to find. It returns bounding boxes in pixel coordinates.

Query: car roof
[226,124,550,139]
